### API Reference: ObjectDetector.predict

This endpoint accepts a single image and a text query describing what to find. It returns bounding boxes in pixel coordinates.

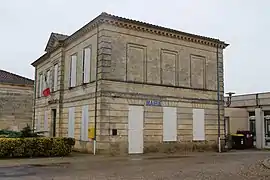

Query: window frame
[82,46,92,84]
[69,53,77,88]
[38,73,43,98]
[52,63,59,92]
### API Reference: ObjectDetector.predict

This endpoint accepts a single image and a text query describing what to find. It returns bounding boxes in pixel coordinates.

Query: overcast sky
[0,0,268,94]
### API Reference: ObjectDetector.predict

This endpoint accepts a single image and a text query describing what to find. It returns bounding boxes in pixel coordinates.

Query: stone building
[225,92,270,149]
[31,12,228,154]
[0,70,34,131]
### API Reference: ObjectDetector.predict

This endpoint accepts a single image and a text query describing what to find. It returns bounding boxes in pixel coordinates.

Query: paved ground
[0,150,270,180]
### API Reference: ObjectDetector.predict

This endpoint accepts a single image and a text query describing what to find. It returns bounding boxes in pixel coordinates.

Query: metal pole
[217,44,221,153]
[32,67,37,131]
[93,22,99,155]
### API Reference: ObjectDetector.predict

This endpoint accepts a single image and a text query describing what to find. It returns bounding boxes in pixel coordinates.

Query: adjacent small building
[31,12,228,154]
[0,70,34,131]
[225,92,270,149]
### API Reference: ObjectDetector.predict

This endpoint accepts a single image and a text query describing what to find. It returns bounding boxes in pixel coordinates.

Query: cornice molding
[32,12,228,67]
[101,13,228,49]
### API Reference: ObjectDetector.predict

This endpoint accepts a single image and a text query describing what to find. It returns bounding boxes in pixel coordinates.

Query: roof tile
[0,70,34,86]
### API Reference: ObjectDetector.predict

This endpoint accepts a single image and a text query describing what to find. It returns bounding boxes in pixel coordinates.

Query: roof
[32,12,229,67]
[101,12,227,45]
[45,32,69,52]
[0,70,34,86]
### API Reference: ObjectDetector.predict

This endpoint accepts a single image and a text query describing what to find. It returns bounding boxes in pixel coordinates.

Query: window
[68,107,75,138]
[80,105,89,141]
[82,47,91,84]
[249,111,255,117]
[250,119,256,135]
[69,54,77,87]
[44,110,48,134]
[45,69,50,89]
[192,109,205,141]
[38,73,43,97]
[53,64,58,91]
[36,113,41,131]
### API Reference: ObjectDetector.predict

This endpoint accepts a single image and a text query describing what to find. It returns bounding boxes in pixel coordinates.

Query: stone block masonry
[0,84,33,130]
[32,12,228,154]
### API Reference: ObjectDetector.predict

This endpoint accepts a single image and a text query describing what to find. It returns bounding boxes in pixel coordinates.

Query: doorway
[128,106,144,154]
[51,109,57,137]
[224,116,230,136]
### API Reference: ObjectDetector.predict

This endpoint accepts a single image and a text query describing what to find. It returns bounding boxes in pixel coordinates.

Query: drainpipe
[216,44,221,153]
[93,21,100,155]
[32,67,37,131]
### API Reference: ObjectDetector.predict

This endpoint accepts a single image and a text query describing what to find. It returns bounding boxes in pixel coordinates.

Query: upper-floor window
[52,63,58,91]
[82,47,91,84]
[45,69,50,89]
[38,73,43,97]
[69,54,77,88]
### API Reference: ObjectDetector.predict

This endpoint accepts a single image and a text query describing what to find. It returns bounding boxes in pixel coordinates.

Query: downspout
[93,21,100,155]
[32,67,37,131]
[217,44,221,153]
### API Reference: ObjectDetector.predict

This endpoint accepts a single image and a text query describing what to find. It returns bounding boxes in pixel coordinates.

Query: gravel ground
[1,151,270,180]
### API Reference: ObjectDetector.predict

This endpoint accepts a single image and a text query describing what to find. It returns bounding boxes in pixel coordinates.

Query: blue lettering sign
[146,100,161,106]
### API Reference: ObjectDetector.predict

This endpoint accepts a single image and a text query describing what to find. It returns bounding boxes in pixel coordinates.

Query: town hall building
[31,12,228,154]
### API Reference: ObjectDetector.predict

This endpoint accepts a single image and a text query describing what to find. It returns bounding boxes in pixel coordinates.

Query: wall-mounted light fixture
[225,92,235,107]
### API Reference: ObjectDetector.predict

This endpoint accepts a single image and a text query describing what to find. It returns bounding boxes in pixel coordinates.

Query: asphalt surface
[0,150,270,180]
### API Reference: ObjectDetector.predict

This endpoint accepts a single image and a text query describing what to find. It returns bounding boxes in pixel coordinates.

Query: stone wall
[100,24,223,93]
[33,18,227,154]
[0,84,33,130]
[96,91,223,154]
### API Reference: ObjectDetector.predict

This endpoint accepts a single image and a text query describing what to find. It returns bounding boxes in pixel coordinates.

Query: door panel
[128,106,144,154]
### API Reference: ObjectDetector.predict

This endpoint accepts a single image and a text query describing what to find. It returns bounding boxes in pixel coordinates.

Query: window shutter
[70,55,77,87]
[46,70,50,88]
[83,48,91,83]
[36,114,41,131]
[39,74,43,97]
[192,109,205,141]
[163,107,177,141]
[68,107,75,138]
[81,105,89,141]
[53,64,58,91]
[44,111,48,134]
[43,73,46,90]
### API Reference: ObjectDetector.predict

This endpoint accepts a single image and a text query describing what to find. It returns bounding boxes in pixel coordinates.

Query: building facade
[225,92,270,149]
[32,12,228,154]
[0,70,34,131]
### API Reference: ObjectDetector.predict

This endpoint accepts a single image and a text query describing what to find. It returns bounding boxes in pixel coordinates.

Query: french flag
[42,75,51,97]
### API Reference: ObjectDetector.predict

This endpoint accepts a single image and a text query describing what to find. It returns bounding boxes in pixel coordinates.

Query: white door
[128,106,144,154]
[163,107,177,141]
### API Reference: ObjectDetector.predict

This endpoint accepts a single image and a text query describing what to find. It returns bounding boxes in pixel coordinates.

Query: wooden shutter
[163,107,177,141]
[36,114,41,131]
[53,64,58,91]
[68,107,75,138]
[44,111,48,136]
[192,109,205,141]
[46,70,50,88]
[83,48,91,83]
[39,74,43,97]
[81,105,89,141]
[70,55,77,87]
